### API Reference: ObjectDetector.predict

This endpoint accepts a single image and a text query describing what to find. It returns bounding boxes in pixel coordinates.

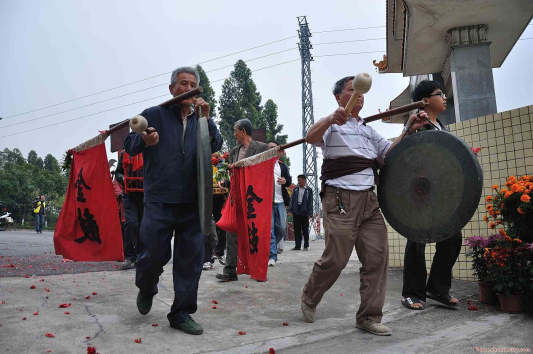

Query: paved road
[0,230,124,277]
[0,235,531,353]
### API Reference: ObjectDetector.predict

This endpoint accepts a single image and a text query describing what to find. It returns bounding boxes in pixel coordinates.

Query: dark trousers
[294,214,310,249]
[35,213,44,232]
[213,195,227,257]
[123,193,145,262]
[136,202,204,324]
[402,232,463,301]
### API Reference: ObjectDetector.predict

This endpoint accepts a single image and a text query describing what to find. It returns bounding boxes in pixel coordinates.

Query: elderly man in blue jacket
[124,66,222,335]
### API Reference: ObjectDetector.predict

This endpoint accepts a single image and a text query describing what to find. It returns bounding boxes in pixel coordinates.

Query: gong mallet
[106,86,204,135]
[343,72,373,116]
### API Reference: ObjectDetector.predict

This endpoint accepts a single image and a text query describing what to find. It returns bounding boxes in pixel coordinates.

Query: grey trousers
[223,232,238,275]
[302,186,389,324]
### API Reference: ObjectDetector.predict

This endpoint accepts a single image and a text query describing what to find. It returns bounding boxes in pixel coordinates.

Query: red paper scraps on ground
[212,300,218,304]
[282,322,289,326]
[468,305,478,311]
[45,333,55,338]
[1,300,4,304]
[87,347,97,354]
[58,303,71,308]
[269,348,276,354]
[92,292,97,295]
[46,350,51,353]
[54,143,124,262]
[212,306,217,309]
[238,331,246,335]
[22,317,26,320]
[64,312,70,315]
[134,338,142,343]
[86,295,91,299]
[73,297,76,300]
[44,288,50,292]
[86,336,92,339]
[30,285,36,289]
[151,323,158,327]
[33,312,38,315]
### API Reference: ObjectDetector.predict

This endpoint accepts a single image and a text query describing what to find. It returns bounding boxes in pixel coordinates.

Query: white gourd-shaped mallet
[343,73,372,116]
[129,115,149,133]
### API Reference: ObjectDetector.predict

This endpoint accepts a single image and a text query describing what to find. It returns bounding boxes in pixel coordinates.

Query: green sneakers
[171,318,204,335]
[136,291,153,315]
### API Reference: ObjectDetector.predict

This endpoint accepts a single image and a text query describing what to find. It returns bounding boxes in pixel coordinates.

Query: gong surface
[378,130,482,243]
[197,116,213,236]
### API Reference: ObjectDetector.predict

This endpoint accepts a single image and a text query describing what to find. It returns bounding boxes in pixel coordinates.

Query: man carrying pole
[124,66,222,335]
[300,74,427,336]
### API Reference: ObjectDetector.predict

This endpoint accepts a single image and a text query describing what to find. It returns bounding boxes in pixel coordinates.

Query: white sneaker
[268,259,276,267]
[203,262,213,270]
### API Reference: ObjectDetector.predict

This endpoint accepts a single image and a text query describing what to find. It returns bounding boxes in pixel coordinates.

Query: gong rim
[197,117,213,236]
[378,130,483,243]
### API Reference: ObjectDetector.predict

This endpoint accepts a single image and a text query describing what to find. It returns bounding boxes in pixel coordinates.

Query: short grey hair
[234,119,253,136]
[170,67,200,86]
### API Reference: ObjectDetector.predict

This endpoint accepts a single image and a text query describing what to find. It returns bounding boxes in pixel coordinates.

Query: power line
[1,50,382,139]
[314,26,385,33]
[0,94,168,139]
[314,50,385,58]
[2,47,298,128]
[313,38,385,46]
[518,37,533,40]
[2,36,298,119]
[2,26,387,119]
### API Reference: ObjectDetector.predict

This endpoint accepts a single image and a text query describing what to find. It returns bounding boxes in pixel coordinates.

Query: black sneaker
[215,273,238,281]
[216,255,225,265]
[291,247,301,251]
[170,318,203,335]
[303,247,308,251]
[136,291,153,315]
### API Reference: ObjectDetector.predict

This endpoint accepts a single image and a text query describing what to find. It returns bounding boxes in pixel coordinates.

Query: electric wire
[2,26,386,119]
[0,50,383,138]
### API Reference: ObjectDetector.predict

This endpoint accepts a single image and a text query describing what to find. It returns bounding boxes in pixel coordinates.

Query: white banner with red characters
[54,143,124,262]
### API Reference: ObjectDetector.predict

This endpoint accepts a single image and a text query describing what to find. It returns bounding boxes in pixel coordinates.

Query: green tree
[27,150,38,165]
[44,154,60,174]
[34,157,44,169]
[263,99,290,166]
[218,60,263,150]
[196,65,217,118]
[0,148,25,166]
[0,148,68,226]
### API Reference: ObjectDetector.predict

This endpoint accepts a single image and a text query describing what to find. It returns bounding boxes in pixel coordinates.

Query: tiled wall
[387,105,533,281]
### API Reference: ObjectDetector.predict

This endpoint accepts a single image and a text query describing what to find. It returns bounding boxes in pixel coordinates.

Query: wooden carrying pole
[106,87,203,136]
[364,101,425,123]
[276,101,426,152]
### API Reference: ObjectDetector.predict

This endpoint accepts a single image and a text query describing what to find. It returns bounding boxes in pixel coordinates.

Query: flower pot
[477,281,499,305]
[497,294,523,313]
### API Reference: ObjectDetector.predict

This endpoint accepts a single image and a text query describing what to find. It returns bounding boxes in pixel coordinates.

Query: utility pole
[297,16,320,235]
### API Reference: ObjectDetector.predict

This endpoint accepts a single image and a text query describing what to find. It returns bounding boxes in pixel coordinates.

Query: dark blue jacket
[288,186,313,217]
[124,105,222,204]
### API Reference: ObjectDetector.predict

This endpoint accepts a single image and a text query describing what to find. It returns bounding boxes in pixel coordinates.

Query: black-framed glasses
[429,91,446,98]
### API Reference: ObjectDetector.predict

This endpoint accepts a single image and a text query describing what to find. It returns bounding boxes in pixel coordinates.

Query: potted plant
[465,234,503,304]
[482,174,533,312]
[484,233,532,313]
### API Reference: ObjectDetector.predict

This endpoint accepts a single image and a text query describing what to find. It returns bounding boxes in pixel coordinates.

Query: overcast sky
[1,1,532,178]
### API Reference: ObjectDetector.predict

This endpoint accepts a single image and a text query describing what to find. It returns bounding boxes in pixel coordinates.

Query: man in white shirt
[299,76,427,336]
[267,140,292,267]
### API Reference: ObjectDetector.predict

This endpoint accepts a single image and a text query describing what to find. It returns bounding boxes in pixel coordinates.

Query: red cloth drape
[54,144,124,261]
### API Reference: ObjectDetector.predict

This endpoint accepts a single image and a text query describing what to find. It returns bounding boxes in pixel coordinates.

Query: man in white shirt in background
[267,140,292,267]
